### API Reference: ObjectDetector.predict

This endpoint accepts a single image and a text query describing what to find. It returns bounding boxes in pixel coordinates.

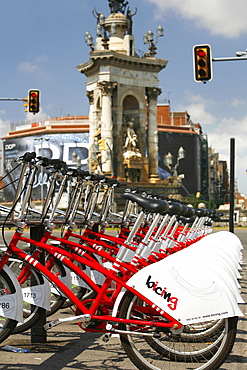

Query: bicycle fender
[91,256,105,286]
[112,288,127,317]
[1,266,23,323]
[70,257,105,290]
[71,267,90,289]
[21,278,51,311]
[51,265,72,297]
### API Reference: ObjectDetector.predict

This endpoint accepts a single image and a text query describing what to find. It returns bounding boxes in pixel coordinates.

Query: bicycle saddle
[122,192,169,214]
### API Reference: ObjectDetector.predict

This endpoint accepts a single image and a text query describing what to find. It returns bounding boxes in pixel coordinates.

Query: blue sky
[1,0,247,194]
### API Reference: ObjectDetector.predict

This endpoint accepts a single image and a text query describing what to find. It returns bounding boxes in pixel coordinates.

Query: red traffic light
[28,89,40,113]
[193,44,213,82]
[196,49,206,58]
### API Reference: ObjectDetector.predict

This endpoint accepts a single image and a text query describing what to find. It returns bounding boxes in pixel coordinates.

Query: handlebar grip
[22,152,36,162]
[37,157,62,167]
[67,168,90,178]
[76,169,91,178]
[48,159,62,165]
[91,174,105,181]
[45,158,61,167]
[105,177,121,186]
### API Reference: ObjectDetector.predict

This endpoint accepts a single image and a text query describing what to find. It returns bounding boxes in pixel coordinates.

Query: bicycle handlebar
[37,157,61,167]
[15,151,36,163]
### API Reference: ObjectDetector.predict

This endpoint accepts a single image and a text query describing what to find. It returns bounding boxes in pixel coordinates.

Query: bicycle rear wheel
[0,269,18,343]
[119,292,238,370]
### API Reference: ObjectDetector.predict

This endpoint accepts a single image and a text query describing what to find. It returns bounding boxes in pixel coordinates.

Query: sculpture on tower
[123,118,141,158]
[108,0,129,14]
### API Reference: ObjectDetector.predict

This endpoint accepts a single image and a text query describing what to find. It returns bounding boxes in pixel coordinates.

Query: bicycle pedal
[153,333,161,338]
[44,320,60,330]
[102,334,111,342]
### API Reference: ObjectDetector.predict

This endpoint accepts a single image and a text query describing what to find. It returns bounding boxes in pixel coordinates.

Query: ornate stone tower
[77,0,167,182]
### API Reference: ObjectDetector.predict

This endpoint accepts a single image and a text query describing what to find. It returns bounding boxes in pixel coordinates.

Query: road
[0,228,246,369]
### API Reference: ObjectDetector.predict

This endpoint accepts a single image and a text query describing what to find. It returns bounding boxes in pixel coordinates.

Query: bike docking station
[0,150,245,370]
[30,224,47,344]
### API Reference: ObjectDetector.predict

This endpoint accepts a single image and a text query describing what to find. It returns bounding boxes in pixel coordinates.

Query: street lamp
[164,146,185,177]
[34,137,50,206]
[96,13,117,50]
[84,31,95,51]
[164,152,173,169]
[143,25,164,57]
[236,49,247,57]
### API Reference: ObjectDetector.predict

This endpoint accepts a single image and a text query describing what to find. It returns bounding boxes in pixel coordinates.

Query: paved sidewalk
[0,234,246,370]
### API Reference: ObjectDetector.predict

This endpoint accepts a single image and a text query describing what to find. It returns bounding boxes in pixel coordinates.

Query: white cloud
[147,0,247,38]
[17,55,49,74]
[25,107,50,122]
[17,61,40,73]
[176,93,216,125]
[36,55,49,63]
[0,118,11,137]
[186,102,216,125]
[208,115,247,153]
[230,98,247,107]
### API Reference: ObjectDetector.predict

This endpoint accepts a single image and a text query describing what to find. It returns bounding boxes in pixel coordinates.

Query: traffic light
[98,138,106,151]
[23,97,28,112]
[28,89,40,113]
[193,44,213,83]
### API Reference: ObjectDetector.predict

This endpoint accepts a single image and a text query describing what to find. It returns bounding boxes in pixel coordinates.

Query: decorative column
[98,81,117,175]
[146,87,162,181]
[86,91,95,171]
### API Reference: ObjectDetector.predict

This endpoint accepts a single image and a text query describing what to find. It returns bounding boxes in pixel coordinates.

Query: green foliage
[182,195,224,209]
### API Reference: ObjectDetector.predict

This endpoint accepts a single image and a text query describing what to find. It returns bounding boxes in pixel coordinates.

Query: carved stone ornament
[86,91,94,103]
[108,0,129,14]
[146,87,162,102]
[98,81,117,95]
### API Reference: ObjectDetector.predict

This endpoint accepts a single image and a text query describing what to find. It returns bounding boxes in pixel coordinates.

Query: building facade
[156,104,209,198]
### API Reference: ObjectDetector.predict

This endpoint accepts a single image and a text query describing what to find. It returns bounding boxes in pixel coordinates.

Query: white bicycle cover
[22,277,51,311]
[127,232,244,325]
[0,266,23,323]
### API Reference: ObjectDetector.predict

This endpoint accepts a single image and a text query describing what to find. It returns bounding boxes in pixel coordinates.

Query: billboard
[158,132,201,196]
[3,133,89,202]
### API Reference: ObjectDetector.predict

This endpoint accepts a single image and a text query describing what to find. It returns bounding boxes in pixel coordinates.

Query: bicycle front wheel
[119,292,238,370]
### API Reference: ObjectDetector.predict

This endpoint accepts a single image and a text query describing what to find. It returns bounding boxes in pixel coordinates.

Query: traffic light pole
[0,98,27,101]
[229,138,235,234]
[213,56,247,62]
[211,54,247,232]
[193,46,247,232]
[210,54,246,233]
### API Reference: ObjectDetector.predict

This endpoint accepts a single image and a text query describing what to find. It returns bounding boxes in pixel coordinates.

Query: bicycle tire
[119,291,238,370]
[60,260,88,309]
[0,269,18,343]
[8,258,45,334]
[144,319,226,361]
[45,257,67,316]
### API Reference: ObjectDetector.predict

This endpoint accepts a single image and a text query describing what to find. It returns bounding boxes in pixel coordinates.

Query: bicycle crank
[44,314,91,330]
